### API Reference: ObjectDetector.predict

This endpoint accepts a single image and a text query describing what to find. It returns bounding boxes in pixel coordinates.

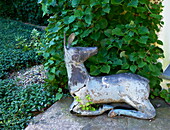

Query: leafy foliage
[39,1,164,99]
[0,18,44,79]
[0,79,62,129]
[75,95,97,111]
[160,89,170,103]
[0,0,48,25]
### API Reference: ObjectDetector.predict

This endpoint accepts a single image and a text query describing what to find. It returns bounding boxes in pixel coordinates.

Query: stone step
[26,97,170,130]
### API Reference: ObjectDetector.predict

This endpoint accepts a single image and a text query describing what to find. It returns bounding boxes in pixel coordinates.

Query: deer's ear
[64,33,67,50]
[67,33,75,48]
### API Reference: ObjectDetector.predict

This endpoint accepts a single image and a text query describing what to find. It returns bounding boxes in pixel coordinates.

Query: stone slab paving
[26,97,170,130]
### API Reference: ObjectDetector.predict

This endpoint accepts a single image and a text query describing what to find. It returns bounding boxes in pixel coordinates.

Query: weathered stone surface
[26,97,170,130]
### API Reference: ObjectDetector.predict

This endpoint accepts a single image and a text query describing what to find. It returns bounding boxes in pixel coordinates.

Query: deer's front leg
[70,99,113,116]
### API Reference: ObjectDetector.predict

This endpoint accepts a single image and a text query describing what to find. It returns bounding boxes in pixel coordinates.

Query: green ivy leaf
[112,27,124,36]
[41,3,48,16]
[148,64,155,72]
[91,32,101,41]
[106,44,113,50]
[138,26,149,35]
[68,16,76,24]
[111,0,124,5]
[137,7,147,13]
[55,93,63,100]
[136,36,148,44]
[74,10,84,17]
[98,18,108,29]
[123,35,133,44]
[90,65,101,75]
[38,0,42,3]
[48,60,54,65]
[157,40,163,45]
[116,70,129,74]
[128,31,134,37]
[104,29,112,37]
[153,88,160,96]
[138,61,146,68]
[121,63,129,69]
[90,0,100,7]
[150,14,162,20]
[49,40,55,46]
[150,95,155,99]
[81,29,94,38]
[85,7,92,15]
[139,0,148,4]
[160,89,167,98]
[129,53,137,61]
[100,65,110,74]
[102,0,110,4]
[50,67,56,74]
[85,15,93,25]
[138,52,145,58]
[130,65,137,73]
[114,58,123,65]
[48,22,62,32]
[128,0,138,8]
[43,53,50,58]
[102,4,111,13]
[58,88,62,93]
[71,0,80,7]
[48,74,55,81]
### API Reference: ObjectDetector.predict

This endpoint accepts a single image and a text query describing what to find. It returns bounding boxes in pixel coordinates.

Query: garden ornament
[64,33,156,119]
[160,64,170,80]
[160,64,170,89]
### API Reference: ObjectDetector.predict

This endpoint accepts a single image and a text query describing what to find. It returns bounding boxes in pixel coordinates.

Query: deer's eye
[72,54,80,62]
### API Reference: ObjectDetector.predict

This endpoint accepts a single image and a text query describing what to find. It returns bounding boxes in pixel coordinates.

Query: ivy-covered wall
[38,0,165,100]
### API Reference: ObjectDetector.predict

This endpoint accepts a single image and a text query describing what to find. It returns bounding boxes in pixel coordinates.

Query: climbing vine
[38,0,165,100]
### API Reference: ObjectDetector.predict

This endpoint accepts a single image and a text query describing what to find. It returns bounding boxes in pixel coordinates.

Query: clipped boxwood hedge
[0,18,44,79]
[0,0,48,25]
[0,79,62,129]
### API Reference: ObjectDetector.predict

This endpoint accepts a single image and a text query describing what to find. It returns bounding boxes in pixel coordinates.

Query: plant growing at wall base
[39,0,165,100]
[160,89,170,103]
[75,95,97,111]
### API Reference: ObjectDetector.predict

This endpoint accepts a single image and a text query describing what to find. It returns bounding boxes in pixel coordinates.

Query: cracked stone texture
[25,97,170,130]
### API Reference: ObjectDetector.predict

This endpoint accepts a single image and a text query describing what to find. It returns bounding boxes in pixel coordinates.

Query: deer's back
[87,73,150,103]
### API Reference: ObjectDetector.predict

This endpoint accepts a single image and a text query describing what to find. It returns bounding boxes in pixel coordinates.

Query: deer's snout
[89,47,98,57]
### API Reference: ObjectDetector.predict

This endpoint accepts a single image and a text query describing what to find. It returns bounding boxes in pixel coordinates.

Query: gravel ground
[9,64,47,86]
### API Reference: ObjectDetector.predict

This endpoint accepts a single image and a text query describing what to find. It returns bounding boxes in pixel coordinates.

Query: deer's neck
[66,62,89,92]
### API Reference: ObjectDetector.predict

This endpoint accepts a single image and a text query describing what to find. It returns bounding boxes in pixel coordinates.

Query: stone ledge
[26,97,170,130]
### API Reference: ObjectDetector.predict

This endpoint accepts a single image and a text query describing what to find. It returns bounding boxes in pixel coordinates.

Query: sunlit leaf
[111,0,124,5]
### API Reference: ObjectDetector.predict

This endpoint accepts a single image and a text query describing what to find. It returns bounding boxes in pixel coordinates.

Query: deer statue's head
[64,33,98,63]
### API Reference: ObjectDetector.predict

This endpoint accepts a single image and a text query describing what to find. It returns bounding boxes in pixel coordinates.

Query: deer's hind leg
[108,97,156,119]
[70,99,113,116]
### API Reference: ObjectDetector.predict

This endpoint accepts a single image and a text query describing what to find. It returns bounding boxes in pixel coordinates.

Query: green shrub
[38,1,164,99]
[0,0,48,25]
[0,18,44,79]
[0,79,62,129]
[160,89,170,103]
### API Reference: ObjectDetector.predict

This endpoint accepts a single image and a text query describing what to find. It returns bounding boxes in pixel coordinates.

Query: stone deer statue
[64,33,156,119]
